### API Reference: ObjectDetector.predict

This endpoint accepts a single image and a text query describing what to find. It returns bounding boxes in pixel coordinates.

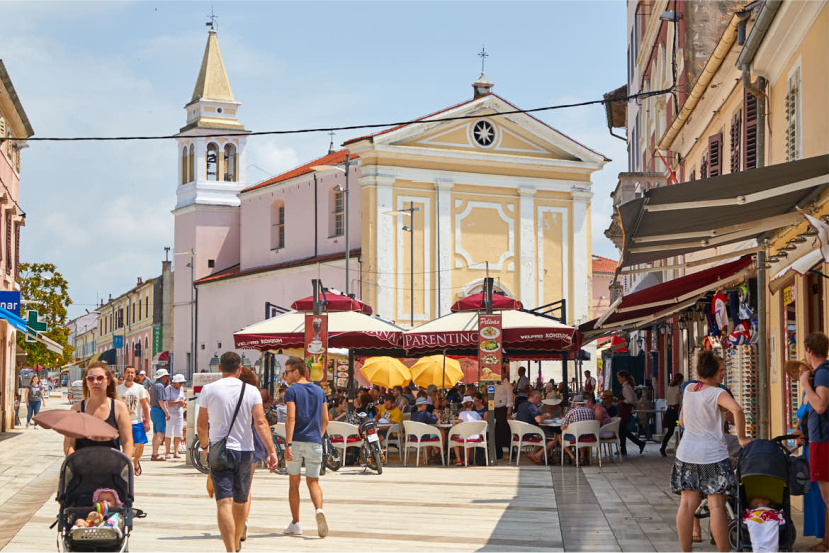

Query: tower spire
[190,27,234,104]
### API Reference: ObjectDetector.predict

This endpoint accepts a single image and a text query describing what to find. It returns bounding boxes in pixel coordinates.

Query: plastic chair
[326,421,362,463]
[507,420,547,466]
[382,423,402,464]
[448,421,488,466]
[561,420,601,467]
[599,417,622,464]
[402,420,444,466]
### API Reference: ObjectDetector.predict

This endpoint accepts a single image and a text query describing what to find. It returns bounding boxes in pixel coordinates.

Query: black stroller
[55,447,144,552]
[731,436,807,551]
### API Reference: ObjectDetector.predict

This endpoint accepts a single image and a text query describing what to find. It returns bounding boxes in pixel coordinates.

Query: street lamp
[209,353,220,372]
[384,202,420,327]
[311,155,352,296]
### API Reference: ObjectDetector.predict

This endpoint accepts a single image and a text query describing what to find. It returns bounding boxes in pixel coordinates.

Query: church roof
[591,255,618,275]
[344,92,610,162]
[240,149,356,194]
[195,249,362,286]
[189,30,234,105]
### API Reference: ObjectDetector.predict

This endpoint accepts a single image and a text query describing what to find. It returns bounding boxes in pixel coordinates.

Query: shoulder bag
[208,382,246,472]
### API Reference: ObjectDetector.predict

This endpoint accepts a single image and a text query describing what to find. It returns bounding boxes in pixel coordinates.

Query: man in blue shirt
[515,391,553,464]
[801,332,829,552]
[283,357,329,538]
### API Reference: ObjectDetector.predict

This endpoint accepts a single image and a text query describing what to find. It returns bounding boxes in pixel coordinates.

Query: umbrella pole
[347,349,355,415]
[442,349,447,403]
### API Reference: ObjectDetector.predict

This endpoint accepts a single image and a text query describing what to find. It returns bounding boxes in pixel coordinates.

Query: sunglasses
[86,375,107,383]
[284,369,298,374]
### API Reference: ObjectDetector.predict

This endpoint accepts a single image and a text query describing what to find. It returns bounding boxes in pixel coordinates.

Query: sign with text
[152,325,162,356]
[0,291,21,316]
[193,372,222,394]
[304,313,328,382]
[477,314,502,381]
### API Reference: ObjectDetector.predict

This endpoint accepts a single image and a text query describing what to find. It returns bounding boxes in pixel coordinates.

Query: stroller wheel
[727,518,741,551]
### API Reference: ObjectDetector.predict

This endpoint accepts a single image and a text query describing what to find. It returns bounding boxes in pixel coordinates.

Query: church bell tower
[172,27,248,377]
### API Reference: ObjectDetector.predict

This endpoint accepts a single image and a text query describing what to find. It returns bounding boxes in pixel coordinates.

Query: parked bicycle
[319,432,341,475]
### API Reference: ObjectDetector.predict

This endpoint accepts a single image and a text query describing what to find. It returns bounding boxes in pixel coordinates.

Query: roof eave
[0,60,34,138]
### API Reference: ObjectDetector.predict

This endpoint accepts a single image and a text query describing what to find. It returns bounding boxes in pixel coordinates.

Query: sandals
[134,461,142,476]
[692,533,702,543]
[808,543,829,552]
[150,455,165,461]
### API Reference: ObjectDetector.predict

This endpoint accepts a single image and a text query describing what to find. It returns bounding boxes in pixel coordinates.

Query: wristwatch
[285,443,292,447]
[201,443,209,450]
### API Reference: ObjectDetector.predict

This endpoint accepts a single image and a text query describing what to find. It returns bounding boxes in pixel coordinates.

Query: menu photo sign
[478,314,502,381]
[304,313,328,382]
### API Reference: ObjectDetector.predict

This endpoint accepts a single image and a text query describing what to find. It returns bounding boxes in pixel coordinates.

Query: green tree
[16,262,74,370]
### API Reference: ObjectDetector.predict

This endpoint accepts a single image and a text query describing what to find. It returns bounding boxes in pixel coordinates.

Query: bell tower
[172,27,248,377]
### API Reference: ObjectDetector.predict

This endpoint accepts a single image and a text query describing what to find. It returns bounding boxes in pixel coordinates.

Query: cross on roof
[206,5,218,30]
[478,46,489,73]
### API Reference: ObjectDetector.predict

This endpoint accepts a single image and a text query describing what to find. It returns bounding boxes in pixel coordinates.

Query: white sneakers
[315,509,328,538]
[284,511,328,538]
[284,521,302,535]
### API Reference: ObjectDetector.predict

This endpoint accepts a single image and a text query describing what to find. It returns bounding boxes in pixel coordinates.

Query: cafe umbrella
[360,356,411,388]
[410,355,464,390]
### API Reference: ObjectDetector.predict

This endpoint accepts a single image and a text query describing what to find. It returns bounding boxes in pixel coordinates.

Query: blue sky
[2,1,628,319]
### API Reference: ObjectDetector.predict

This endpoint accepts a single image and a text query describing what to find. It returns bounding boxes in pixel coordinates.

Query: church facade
[172,30,609,376]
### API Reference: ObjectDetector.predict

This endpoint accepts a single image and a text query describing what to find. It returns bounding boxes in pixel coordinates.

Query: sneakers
[315,509,328,538]
[284,521,302,535]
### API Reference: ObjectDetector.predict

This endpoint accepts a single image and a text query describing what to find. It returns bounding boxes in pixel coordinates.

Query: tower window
[208,259,215,268]
[271,201,285,250]
[189,144,195,182]
[330,187,344,237]
[223,144,237,182]
[206,143,219,181]
[181,146,188,184]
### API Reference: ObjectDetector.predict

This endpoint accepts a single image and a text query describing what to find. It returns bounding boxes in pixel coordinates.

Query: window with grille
[730,110,742,173]
[744,88,758,170]
[333,189,344,236]
[271,202,285,250]
[785,67,800,162]
[708,133,723,177]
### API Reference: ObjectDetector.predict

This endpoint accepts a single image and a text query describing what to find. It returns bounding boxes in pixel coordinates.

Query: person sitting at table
[515,391,553,464]
[328,395,348,422]
[410,397,445,464]
[375,395,402,441]
[541,396,563,418]
[415,390,434,413]
[358,392,376,417]
[472,393,489,421]
[586,392,611,430]
[557,398,597,464]
[451,396,483,466]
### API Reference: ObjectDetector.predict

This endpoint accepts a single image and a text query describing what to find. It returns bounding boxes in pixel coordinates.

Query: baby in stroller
[743,496,786,552]
[72,489,124,535]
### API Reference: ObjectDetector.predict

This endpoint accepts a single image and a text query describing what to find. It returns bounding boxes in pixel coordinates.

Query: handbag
[788,454,810,496]
[208,382,247,472]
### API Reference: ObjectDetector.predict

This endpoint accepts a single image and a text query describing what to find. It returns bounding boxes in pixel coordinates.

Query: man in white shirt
[583,370,597,395]
[493,371,513,460]
[197,353,278,553]
[116,365,150,476]
[514,367,530,409]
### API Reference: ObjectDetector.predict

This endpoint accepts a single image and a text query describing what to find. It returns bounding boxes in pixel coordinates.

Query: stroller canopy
[739,440,789,483]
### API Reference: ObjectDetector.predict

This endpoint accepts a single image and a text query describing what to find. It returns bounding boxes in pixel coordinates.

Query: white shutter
[786,67,800,162]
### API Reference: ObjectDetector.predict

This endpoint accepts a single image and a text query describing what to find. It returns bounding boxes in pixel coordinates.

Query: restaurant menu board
[304,313,328,382]
[331,359,349,389]
[478,314,502,381]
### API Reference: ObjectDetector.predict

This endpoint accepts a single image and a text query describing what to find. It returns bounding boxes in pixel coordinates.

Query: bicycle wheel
[189,438,209,474]
[325,448,341,472]
[272,434,287,475]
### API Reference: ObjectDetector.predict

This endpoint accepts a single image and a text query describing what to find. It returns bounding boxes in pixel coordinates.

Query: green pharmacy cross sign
[25,310,48,343]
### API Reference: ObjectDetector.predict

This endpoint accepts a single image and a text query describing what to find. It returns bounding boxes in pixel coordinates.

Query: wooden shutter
[5,214,11,274]
[708,133,723,177]
[13,223,19,281]
[744,88,758,170]
[730,110,741,173]
[785,67,800,162]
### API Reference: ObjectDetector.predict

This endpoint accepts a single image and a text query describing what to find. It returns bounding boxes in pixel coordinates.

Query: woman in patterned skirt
[671,350,751,552]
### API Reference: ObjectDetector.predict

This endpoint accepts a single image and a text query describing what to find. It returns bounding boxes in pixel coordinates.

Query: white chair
[599,417,622,464]
[326,421,362,463]
[382,423,402,464]
[448,421,489,466]
[402,420,444,466]
[561,420,601,468]
[507,420,547,466]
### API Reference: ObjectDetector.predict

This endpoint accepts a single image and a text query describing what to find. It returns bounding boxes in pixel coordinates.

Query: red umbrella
[451,292,523,312]
[34,409,120,441]
[291,293,372,314]
[609,335,628,354]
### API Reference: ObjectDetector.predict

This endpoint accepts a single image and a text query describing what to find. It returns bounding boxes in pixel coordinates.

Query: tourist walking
[672,350,750,552]
[26,374,44,428]
[164,374,187,459]
[283,356,329,538]
[116,366,150,476]
[492,371,513,460]
[660,373,684,457]
[616,371,646,455]
[149,369,170,461]
[197,353,277,553]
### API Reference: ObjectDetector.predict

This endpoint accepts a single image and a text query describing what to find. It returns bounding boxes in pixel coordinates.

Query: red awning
[580,256,755,340]
[290,293,372,315]
[450,292,523,312]
[152,351,170,364]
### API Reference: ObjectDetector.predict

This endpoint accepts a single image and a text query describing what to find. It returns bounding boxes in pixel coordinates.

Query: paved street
[0,395,807,552]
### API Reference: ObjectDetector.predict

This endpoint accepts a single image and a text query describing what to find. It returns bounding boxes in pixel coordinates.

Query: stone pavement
[0,408,811,551]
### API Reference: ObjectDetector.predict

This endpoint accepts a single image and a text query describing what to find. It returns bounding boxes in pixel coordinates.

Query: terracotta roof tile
[591,255,618,274]
[240,149,356,194]
[195,249,362,286]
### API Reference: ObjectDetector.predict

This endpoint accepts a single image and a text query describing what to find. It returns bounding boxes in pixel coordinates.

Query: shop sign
[0,291,21,315]
[25,310,48,343]
[304,314,328,382]
[152,325,162,356]
[478,314,502,381]
[113,335,123,349]
[783,283,796,305]
[193,372,221,394]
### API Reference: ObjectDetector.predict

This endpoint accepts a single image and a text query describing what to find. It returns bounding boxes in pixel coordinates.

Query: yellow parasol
[359,356,411,388]
[410,355,464,389]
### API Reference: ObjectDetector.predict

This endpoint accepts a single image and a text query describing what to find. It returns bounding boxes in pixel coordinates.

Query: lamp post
[175,250,196,379]
[384,202,420,327]
[311,155,352,295]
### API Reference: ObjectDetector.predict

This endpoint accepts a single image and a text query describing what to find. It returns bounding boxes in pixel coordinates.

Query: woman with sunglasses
[64,361,133,458]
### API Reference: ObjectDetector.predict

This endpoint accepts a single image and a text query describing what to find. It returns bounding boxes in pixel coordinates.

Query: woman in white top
[451,396,482,467]
[660,372,684,457]
[671,350,750,552]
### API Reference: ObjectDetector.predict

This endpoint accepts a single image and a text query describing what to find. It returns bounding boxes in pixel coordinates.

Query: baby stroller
[55,447,145,552]
[730,436,806,551]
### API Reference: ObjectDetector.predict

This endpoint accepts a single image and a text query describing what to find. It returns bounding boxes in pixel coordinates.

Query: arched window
[329,186,344,237]
[188,144,195,182]
[223,143,237,182]
[181,146,188,184]
[271,201,285,250]
[206,143,219,181]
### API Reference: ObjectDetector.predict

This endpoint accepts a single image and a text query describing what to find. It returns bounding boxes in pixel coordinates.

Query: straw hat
[542,397,562,406]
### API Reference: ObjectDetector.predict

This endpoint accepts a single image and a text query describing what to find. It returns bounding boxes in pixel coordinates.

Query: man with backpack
[800,332,829,553]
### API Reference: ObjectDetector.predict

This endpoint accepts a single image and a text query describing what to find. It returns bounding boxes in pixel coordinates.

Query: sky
[1,1,628,319]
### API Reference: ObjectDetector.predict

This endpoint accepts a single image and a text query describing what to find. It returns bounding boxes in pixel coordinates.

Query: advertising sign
[152,325,162,356]
[193,372,222,394]
[478,314,502,381]
[113,335,124,349]
[304,313,328,382]
[0,291,21,315]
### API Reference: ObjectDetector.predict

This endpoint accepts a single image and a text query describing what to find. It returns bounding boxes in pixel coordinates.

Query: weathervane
[478,45,489,73]
[328,131,336,154]
[206,4,218,31]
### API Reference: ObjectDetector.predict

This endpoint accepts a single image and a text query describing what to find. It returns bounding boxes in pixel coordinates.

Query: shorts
[165,415,184,439]
[211,450,254,503]
[131,422,148,444]
[670,458,737,497]
[809,441,829,482]
[150,407,166,435]
[286,441,322,479]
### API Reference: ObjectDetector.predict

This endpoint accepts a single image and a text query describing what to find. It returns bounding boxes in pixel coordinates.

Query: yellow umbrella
[410,355,464,389]
[359,356,411,388]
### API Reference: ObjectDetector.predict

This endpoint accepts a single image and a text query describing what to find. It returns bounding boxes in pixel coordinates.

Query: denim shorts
[150,407,166,435]
[211,450,254,503]
[286,441,323,478]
